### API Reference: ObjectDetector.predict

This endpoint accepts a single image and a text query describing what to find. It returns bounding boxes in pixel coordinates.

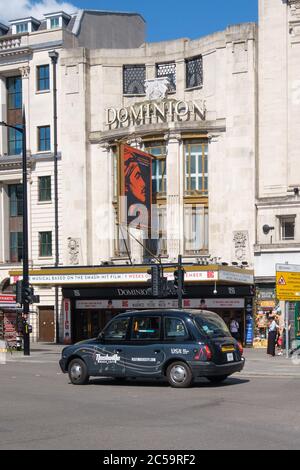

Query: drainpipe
[49,50,59,344]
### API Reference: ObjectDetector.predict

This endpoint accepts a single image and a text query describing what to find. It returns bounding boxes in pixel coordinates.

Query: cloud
[0,0,78,23]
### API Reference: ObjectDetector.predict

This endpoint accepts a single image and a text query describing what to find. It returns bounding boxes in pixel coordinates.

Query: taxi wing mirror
[98,332,105,342]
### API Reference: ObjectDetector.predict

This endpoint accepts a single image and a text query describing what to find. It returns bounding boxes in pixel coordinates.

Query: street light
[0,110,30,356]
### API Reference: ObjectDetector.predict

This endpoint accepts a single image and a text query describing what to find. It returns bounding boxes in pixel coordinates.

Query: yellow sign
[276,270,300,301]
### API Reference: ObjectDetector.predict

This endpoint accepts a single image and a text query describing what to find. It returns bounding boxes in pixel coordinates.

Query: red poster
[119,144,152,229]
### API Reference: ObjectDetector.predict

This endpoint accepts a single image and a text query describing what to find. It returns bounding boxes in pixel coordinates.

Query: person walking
[267,316,279,357]
[230,316,240,341]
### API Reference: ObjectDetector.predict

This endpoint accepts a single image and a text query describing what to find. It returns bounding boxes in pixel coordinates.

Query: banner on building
[63,299,72,344]
[119,144,152,230]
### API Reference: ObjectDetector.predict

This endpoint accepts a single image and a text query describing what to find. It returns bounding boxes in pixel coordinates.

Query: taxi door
[123,315,165,378]
[89,317,130,377]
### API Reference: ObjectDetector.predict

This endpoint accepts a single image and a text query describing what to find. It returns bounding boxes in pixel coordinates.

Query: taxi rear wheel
[68,358,89,385]
[166,361,193,388]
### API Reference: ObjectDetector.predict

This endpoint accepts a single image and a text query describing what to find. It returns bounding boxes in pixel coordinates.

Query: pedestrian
[267,315,279,357]
[230,316,240,341]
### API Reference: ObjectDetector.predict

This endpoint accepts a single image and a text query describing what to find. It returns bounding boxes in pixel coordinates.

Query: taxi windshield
[194,313,230,338]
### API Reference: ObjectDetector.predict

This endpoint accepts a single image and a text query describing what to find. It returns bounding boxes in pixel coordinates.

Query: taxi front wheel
[166,361,193,388]
[68,358,90,385]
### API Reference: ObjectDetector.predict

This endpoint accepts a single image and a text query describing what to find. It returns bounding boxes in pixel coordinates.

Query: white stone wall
[60,23,257,268]
[256,0,300,279]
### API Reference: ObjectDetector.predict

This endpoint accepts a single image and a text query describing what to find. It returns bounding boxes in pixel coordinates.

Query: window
[50,17,60,29]
[185,142,208,196]
[146,205,167,257]
[156,62,176,92]
[38,126,51,152]
[144,142,167,195]
[186,56,203,89]
[280,217,295,241]
[131,317,161,340]
[123,65,146,95]
[10,232,23,262]
[9,184,23,217]
[7,76,22,110]
[104,317,129,340]
[165,318,189,340]
[16,23,28,34]
[38,176,51,202]
[39,231,52,257]
[8,125,23,156]
[184,204,209,254]
[37,65,50,91]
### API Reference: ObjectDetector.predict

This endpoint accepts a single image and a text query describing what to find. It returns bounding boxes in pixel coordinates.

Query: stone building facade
[0,1,298,343]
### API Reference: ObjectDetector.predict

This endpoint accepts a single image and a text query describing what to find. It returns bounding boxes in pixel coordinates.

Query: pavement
[3,343,300,379]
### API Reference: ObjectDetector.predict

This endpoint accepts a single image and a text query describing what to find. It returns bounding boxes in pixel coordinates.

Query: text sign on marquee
[276,264,300,301]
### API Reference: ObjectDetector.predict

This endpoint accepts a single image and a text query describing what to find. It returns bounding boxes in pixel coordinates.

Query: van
[59,309,245,388]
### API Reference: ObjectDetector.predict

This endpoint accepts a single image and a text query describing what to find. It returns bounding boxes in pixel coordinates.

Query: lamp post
[0,110,30,355]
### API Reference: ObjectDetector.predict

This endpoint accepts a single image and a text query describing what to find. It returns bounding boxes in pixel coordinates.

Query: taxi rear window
[131,317,161,340]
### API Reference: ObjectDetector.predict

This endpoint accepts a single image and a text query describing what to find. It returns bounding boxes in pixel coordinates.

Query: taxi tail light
[237,342,244,355]
[194,345,212,362]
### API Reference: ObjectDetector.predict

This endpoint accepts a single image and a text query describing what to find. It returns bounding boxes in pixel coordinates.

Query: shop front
[9,264,254,346]
[0,294,21,348]
[63,283,254,345]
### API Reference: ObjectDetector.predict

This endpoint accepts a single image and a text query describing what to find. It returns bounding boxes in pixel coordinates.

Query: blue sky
[65,0,258,41]
[73,0,258,42]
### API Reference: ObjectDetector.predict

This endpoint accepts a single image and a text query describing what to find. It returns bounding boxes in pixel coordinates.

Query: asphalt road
[1,360,300,450]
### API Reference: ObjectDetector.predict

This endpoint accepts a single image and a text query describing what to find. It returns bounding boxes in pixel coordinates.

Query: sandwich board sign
[276,264,300,301]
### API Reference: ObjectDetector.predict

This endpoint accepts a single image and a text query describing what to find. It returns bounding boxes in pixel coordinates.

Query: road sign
[276,264,300,301]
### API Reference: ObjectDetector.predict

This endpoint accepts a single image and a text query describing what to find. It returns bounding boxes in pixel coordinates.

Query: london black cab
[59,309,245,388]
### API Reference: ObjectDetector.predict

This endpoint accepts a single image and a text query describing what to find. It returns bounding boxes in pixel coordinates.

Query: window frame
[37,126,51,152]
[185,55,203,90]
[39,231,52,258]
[102,317,130,342]
[278,216,296,241]
[184,141,208,197]
[9,231,23,263]
[156,61,176,93]
[37,65,50,92]
[7,76,22,111]
[184,203,209,255]
[164,317,191,342]
[8,184,23,217]
[50,17,60,29]
[38,176,52,202]
[130,316,162,342]
[123,64,146,96]
[16,23,28,34]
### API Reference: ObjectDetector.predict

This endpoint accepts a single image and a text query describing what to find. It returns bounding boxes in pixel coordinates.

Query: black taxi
[59,309,245,388]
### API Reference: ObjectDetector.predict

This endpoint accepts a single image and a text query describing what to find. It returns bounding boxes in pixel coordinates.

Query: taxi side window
[131,317,161,340]
[165,318,189,340]
[104,318,129,340]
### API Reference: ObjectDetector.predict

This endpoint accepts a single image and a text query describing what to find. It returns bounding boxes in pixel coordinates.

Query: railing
[0,36,22,51]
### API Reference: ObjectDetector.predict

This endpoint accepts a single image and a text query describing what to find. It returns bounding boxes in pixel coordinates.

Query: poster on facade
[119,144,152,230]
[63,299,72,344]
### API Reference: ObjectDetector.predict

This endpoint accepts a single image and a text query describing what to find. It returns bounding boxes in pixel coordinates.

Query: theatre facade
[3,1,299,345]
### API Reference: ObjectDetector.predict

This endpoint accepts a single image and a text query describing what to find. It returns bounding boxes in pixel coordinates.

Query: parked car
[59,309,245,388]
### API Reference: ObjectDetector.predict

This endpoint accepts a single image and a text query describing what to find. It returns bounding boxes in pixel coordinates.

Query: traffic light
[16,280,23,305]
[174,268,185,289]
[23,285,34,305]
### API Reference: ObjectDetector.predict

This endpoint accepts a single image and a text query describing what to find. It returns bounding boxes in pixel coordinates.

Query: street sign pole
[286,301,289,359]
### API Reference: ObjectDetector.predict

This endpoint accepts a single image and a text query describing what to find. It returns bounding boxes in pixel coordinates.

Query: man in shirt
[230,317,240,341]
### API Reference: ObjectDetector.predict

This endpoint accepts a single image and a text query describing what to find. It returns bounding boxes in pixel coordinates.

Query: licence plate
[227,353,234,362]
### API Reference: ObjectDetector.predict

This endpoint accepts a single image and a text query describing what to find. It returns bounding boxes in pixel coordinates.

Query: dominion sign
[105,99,206,129]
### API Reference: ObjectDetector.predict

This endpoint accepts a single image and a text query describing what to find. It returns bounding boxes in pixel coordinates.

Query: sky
[0,0,258,42]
